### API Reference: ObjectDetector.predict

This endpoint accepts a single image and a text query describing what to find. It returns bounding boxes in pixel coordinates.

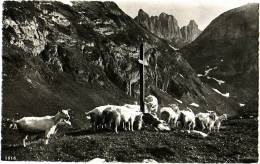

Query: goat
[195,112,218,133]
[85,105,111,131]
[214,114,227,132]
[160,105,180,129]
[144,95,159,117]
[178,108,196,131]
[9,109,71,147]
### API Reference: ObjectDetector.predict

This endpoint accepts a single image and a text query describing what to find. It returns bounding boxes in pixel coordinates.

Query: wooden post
[139,43,145,113]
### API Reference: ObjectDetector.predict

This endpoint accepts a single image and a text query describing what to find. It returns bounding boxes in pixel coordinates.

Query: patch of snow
[174,98,182,104]
[179,73,184,78]
[190,103,199,107]
[26,78,32,84]
[198,67,218,77]
[250,116,253,118]
[211,77,225,85]
[207,76,225,85]
[169,45,179,51]
[212,88,230,98]
[239,116,243,119]
[204,67,217,76]
[221,59,224,62]
[239,103,245,107]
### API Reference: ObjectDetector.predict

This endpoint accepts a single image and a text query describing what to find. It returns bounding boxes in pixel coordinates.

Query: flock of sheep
[85,95,228,134]
[8,95,227,147]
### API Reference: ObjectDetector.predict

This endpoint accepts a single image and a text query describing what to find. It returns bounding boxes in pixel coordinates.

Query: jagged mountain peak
[188,20,198,27]
[135,10,201,47]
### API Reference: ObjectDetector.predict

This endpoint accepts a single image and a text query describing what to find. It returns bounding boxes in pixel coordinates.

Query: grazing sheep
[102,106,121,133]
[85,105,111,131]
[123,104,144,130]
[178,108,196,131]
[160,105,180,128]
[196,112,218,133]
[214,114,227,132]
[144,95,159,117]
[102,105,143,133]
[9,109,71,147]
[115,106,143,131]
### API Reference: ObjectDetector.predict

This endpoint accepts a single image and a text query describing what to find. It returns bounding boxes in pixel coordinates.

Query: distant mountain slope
[134,9,201,47]
[181,3,259,115]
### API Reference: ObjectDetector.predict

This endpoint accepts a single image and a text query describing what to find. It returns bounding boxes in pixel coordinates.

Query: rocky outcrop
[134,9,201,47]
[181,3,259,115]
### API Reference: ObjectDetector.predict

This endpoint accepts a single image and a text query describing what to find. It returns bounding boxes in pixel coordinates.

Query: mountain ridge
[134,9,201,47]
[181,3,259,115]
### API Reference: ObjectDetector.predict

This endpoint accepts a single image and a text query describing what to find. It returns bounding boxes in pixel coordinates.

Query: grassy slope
[2,118,258,162]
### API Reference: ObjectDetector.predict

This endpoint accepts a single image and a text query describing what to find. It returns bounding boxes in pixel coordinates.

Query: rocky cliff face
[134,9,201,47]
[2,1,236,126]
[181,3,259,116]
[180,20,201,44]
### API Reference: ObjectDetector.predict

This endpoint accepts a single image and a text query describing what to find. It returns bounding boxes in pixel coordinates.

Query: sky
[61,0,259,30]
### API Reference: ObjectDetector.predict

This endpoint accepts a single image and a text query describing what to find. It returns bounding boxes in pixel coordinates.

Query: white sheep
[195,112,218,133]
[85,105,111,131]
[123,104,144,130]
[144,95,159,117]
[160,105,180,128]
[115,106,143,131]
[102,106,121,133]
[179,108,196,131]
[9,109,71,147]
[214,114,227,132]
[123,104,141,112]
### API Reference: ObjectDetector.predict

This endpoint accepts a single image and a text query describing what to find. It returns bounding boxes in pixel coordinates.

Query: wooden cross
[138,43,148,113]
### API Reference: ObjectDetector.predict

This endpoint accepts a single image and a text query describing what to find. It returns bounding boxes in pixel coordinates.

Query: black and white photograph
[1,0,259,162]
